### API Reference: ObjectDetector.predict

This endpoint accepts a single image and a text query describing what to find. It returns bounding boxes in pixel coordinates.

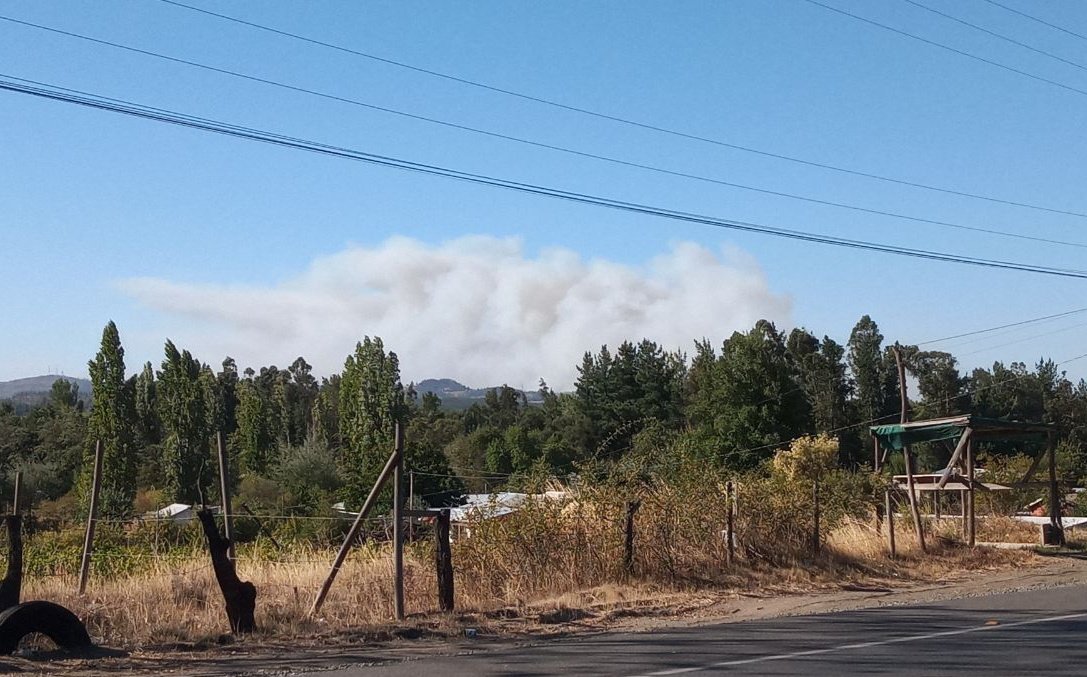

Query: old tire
[0,601,92,655]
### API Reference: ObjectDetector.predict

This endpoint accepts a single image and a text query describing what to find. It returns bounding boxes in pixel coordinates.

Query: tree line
[2,315,1087,523]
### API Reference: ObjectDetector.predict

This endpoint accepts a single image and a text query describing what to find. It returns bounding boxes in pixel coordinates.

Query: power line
[954,320,1087,358]
[4,74,1087,279]
[4,16,1082,250]
[918,306,1087,345]
[980,0,1087,44]
[145,0,1087,220]
[904,0,1087,73]
[803,0,1087,98]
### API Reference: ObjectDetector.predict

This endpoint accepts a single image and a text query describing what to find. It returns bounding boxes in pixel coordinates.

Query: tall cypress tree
[84,321,138,517]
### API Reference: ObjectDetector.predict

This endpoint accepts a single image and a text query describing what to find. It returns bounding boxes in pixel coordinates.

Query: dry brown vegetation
[12,488,1040,651]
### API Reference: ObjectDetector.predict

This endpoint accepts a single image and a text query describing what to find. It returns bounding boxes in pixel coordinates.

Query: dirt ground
[4,551,1087,676]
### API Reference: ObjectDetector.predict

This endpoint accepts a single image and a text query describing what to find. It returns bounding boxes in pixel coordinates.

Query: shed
[870,415,1060,548]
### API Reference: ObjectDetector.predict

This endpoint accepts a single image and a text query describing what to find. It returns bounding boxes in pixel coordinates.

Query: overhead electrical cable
[3,75,1087,280]
[149,0,1087,220]
[802,0,1087,98]
[2,16,1083,250]
[980,0,1087,44]
[904,0,1087,73]
[918,306,1087,346]
[954,320,1087,358]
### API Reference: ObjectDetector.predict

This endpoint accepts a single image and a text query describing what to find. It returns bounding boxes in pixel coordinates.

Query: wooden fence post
[812,478,821,556]
[12,471,22,515]
[393,422,405,621]
[435,509,454,612]
[310,431,404,616]
[216,431,235,560]
[78,439,103,595]
[885,490,896,558]
[726,481,735,566]
[623,500,640,576]
[903,446,927,553]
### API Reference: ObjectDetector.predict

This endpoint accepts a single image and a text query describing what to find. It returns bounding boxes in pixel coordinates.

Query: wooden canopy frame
[870,415,1060,549]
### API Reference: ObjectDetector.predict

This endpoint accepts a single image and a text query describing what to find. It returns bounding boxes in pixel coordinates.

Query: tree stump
[197,509,256,633]
[0,516,22,612]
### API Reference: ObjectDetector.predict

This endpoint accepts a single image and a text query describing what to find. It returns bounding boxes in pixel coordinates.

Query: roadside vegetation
[1,314,1083,647]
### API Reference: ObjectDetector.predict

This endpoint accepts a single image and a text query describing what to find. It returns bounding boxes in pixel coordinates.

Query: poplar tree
[158,341,215,504]
[83,321,138,517]
[339,337,404,509]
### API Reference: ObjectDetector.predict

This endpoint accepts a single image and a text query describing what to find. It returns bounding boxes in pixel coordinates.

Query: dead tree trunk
[0,516,21,612]
[435,510,454,612]
[197,509,255,633]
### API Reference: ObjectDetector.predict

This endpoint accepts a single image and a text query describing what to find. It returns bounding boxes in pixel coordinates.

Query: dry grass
[15,507,1037,651]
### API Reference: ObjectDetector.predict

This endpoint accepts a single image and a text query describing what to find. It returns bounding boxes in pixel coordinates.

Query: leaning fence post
[12,471,22,515]
[435,509,454,612]
[310,428,404,617]
[78,439,103,595]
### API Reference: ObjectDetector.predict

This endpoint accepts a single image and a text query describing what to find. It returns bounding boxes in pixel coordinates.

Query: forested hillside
[2,316,1085,520]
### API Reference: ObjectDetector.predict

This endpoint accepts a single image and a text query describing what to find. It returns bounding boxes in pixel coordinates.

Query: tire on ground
[0,601,93,655]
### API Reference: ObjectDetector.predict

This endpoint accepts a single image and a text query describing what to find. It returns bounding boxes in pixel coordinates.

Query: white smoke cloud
[117,236,791,390]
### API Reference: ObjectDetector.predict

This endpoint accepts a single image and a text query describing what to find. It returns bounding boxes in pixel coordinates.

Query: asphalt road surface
[315,585,1087,676]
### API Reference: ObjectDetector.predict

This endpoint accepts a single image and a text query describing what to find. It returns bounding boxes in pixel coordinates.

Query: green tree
[234,377,277,475]
[339,337,404,509]
[847,315,898,428]
[157,341,215,504]
[50,379,79,410]
[83,321,138,517]
[686,320,810,469]
[576,339,686,458]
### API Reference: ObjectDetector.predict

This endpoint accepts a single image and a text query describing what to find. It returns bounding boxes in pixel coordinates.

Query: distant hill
[0,375,92,410]
[414,378,544,411]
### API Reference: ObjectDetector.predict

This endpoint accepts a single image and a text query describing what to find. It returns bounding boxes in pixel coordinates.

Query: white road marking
[630,611,1087,676]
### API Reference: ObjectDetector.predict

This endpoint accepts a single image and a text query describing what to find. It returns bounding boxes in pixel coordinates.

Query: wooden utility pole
[78,440,103,594]
[393,422,405,621]
[893,345,926,553]
[216,431,235,560]
[310,428,404,616]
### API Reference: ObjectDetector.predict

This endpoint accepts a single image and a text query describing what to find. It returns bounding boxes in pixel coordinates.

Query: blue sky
[2,0,1086,389]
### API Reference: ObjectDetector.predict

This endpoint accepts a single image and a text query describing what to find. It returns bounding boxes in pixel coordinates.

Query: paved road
[316,585,1087,676]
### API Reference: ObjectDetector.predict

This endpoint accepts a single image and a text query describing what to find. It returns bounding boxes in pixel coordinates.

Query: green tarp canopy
[870,415,1053,451]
